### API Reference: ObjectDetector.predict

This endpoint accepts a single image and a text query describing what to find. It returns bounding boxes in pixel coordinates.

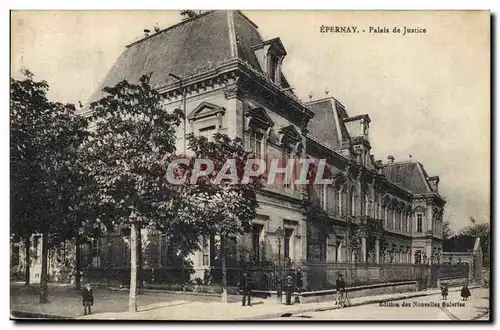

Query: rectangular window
[269,55,278,82]
[250,131,264,157]
[417,214,423,233]
[326,185,335,214]
[282,145,293,188]
[252,224,263,263]
[199,125,216,141]
[284,228,293,260]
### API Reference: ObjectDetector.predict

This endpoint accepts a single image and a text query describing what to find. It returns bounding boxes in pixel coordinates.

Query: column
[337,241,342,262]
[375,237,380,264]
[426,245,432,265]
[427,204,433,233]
[361,237,367,263]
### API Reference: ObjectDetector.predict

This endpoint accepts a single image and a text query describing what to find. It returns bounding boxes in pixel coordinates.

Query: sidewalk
[79,285,481,320]
[10,283,242,319]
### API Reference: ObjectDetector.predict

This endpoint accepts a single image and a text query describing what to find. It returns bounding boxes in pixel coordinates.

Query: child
[81,283,94,315]
[461,284,471,301]
[440,283,448,300]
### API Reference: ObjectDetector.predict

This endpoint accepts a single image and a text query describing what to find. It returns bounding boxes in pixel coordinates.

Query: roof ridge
[227,11,238,58]
[126,10,217,48]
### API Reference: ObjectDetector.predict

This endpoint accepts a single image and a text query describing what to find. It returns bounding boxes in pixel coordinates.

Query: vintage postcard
[10,10,490,321]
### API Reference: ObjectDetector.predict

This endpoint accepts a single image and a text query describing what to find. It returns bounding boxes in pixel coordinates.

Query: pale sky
[10,10,490,231]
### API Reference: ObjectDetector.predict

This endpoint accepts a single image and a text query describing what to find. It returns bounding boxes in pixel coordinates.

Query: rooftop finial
[154,23,160,33]
[309,92,313,100]
[409,154,412,159]
[325,88,329,95]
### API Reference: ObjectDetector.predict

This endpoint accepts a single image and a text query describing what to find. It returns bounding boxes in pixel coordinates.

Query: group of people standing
[440,282,472,301]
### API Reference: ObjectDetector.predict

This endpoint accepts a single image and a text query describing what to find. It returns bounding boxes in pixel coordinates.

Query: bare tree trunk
[24,236,30,286]
[137,223,143,294]
[129,222,138,312]
[75,236,81,290]
[39,231,49,304]
[221,235,228,303]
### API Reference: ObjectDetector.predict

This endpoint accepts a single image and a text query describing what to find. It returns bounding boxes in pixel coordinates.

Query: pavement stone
[79,285,481,320]
[11,282,482,321]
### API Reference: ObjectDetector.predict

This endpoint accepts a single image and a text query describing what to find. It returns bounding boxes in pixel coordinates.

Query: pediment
[245,107,274,128]
[187,102,225,121]
[279,124,302,142]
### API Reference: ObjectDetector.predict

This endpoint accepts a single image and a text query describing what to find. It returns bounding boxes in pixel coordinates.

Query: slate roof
[306,98,350,150]
[90,10,282,102]
[382,161,433,194]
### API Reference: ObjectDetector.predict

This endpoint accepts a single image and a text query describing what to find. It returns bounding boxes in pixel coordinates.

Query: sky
[10,10,490,231]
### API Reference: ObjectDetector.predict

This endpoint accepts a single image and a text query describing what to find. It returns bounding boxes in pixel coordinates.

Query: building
[11,10,446,287]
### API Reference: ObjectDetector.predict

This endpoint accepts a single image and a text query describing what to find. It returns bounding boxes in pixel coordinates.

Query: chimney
[387,155,395,164]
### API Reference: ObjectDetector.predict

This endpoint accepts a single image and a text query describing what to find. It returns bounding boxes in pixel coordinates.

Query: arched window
[350,187,358,216]
[364,188,372,217]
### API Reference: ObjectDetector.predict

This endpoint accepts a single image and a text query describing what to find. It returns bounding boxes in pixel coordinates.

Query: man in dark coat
[335,273,346,305]
[239,271,253,307]
[461,284,471,301]
[81,283,94,315]
[440,283,449,300]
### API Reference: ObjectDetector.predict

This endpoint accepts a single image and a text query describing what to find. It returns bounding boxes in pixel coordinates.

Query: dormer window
[252,37,287,86]
[244,107,274,157]
[268,53,280,84]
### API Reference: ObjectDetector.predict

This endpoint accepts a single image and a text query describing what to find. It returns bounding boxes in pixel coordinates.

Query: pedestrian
[81,282,94,315]
[239,270,253,307]
[440,283,448,300]
[335,273,346,306]
[461,284,471,301]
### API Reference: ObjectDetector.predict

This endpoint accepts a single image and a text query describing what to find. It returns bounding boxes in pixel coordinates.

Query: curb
[238,285,481,320]
[11,310,74,320]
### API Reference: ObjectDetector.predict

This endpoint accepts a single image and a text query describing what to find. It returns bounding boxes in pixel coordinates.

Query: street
[10,283,241,318]
[268,287,490,321]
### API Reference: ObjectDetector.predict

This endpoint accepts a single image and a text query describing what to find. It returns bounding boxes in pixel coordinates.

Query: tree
[461,217,490,266]
[10,70,89,302]
[84,74,183,311]
[442,219,453,240]
[172,133,265,302]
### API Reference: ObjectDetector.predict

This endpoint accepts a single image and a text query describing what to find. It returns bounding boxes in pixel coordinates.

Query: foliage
[442,219,453,240]
[10,70,89,299]
[169,132,265,301]
[84,74,183,230]
[84,74,183,310]
[443,218,490,266]
[11,70,86,241]
[171,132,265,239]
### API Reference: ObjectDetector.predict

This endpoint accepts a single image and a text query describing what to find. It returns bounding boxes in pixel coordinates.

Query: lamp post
[275,226,285,303]
[169,73,187,154]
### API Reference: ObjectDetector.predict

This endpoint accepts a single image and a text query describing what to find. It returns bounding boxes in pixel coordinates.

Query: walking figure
[239,271,253,307]
[461,284,471,301]
[440,283,448,300]
[81,283,94,315]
